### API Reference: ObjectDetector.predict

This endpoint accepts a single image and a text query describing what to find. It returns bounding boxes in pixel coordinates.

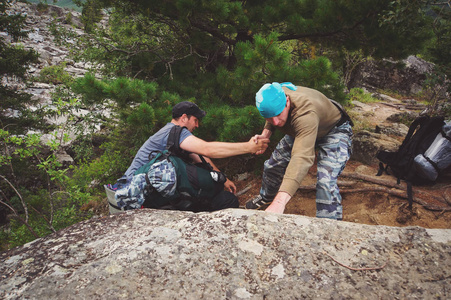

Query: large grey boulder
[348,55,436,95]
[352,130,401,165]
[1,209,450,299]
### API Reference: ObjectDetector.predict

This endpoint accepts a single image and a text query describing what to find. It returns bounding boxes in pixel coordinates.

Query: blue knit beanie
[255,82,297,118]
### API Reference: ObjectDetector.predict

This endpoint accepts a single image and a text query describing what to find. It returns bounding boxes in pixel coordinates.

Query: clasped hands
[248,135,269,154]
[251,134,270,155]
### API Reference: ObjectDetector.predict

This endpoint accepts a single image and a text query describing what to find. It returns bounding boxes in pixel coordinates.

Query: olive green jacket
[264,86,342,197]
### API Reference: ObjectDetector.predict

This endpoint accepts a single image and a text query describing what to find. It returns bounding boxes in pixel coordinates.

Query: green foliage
[220,106,265,142]
[7,220,37,248]
[36,1,49,12]
[68,139,132,189]
[421,2,451,113]
[80,0,102,32]
[71,74,158,108]
[70,73,109,106]
[213,34,345,106]
[39,62,73,84]
[0,129,41,167]
[213,32,291,105]
[52,0,434,108]
[426,5,451,72]
[418,71,450,118]
[126,103,156,143]
[0,0,42,134]
[65,11,73,24]
[104,77,158,108]
[69,135,95,162]
[196,105,235,142]
[3,186,90,249]
[195,104,265,143]
[348,88,380,104]
[0,91,98,250]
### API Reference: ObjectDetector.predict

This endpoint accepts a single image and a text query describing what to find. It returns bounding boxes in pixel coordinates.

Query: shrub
[39,63,73,84]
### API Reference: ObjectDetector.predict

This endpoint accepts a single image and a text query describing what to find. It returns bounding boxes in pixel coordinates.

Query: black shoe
[245,195,272,210]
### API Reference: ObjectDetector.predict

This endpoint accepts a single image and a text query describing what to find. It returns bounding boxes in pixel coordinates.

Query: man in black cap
[119,101,269,211]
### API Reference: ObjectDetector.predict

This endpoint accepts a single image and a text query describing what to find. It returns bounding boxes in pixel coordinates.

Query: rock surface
[351,130,401,165]
[349,56,435,95]
[1,209,450,299]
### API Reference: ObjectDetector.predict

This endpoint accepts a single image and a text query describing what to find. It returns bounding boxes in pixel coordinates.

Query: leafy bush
[39,62,73,84]
[348,88,380,104]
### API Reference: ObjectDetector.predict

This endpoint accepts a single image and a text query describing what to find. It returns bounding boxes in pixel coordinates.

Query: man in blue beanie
[246,83,353,220]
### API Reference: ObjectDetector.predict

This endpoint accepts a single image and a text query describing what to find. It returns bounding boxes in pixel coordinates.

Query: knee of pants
[316,168,339,189]
[211,191,239,210]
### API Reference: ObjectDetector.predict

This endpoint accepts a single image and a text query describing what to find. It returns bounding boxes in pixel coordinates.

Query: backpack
[376,115,449,208]
[413,120,451,181]
[113,125,226,211]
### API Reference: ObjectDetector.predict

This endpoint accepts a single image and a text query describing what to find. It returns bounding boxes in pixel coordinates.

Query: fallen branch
[380,102,402,109]
[444,189,451,206]
[340,172,451,209]
[323,252,388,271]
[236,184,253,197]
[299,185,451,212]
[339,187,451,211]
[341,172,406,189]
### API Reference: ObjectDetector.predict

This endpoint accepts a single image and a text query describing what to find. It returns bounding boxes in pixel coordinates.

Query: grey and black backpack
[376,115,451,208]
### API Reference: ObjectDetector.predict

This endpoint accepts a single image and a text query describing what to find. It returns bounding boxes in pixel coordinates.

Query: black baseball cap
[172,101,206,120]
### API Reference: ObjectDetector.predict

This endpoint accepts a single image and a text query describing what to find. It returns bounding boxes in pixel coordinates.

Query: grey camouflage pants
[259,121,353,220]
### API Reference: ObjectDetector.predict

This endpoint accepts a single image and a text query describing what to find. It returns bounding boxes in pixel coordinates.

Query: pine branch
[278,11,377,42]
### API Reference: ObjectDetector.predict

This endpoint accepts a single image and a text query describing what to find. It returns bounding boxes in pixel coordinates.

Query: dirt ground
[234,160,451,229]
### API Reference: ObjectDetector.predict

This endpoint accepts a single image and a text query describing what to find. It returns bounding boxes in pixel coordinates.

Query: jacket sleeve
[278,112,319,197]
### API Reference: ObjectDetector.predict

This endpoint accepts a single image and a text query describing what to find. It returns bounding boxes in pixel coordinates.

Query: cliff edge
[1,209,450,299]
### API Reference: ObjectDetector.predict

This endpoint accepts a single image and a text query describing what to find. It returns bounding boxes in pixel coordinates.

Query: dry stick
[323,252,388,271]
[29,204,57,233]
[444,188,451,206]
[340,187,451,211]
[236,184,253,197]
[0,175,30,223]
[340,172,451,210]
[341,172,446,201]
[296,173,449,211]
[380,102,402,109]
[0,197,39,238]
[341,172,407,189]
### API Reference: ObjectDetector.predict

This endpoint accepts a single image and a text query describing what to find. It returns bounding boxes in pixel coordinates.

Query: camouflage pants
[259,121,353,220]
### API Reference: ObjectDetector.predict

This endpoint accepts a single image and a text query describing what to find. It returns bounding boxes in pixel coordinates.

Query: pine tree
[65,0,433,109]
[0,0,40,134]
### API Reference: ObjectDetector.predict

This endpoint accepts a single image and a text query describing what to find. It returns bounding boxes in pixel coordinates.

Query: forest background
[0,0,450,251]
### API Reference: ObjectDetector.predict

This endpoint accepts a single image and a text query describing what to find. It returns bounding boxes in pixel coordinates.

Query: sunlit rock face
[1,208,450,299]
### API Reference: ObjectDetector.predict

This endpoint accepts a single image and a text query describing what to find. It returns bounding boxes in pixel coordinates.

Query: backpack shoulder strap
[167,125,213,170]
[399,115,428,149]
[329,99,354,127]
[166,125,193,161]
[166,125,183,151]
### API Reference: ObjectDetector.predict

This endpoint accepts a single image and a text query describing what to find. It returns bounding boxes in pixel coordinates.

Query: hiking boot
[245,195,272,210]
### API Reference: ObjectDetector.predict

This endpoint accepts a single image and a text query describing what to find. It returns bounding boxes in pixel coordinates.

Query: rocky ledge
[1,209,450,299]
